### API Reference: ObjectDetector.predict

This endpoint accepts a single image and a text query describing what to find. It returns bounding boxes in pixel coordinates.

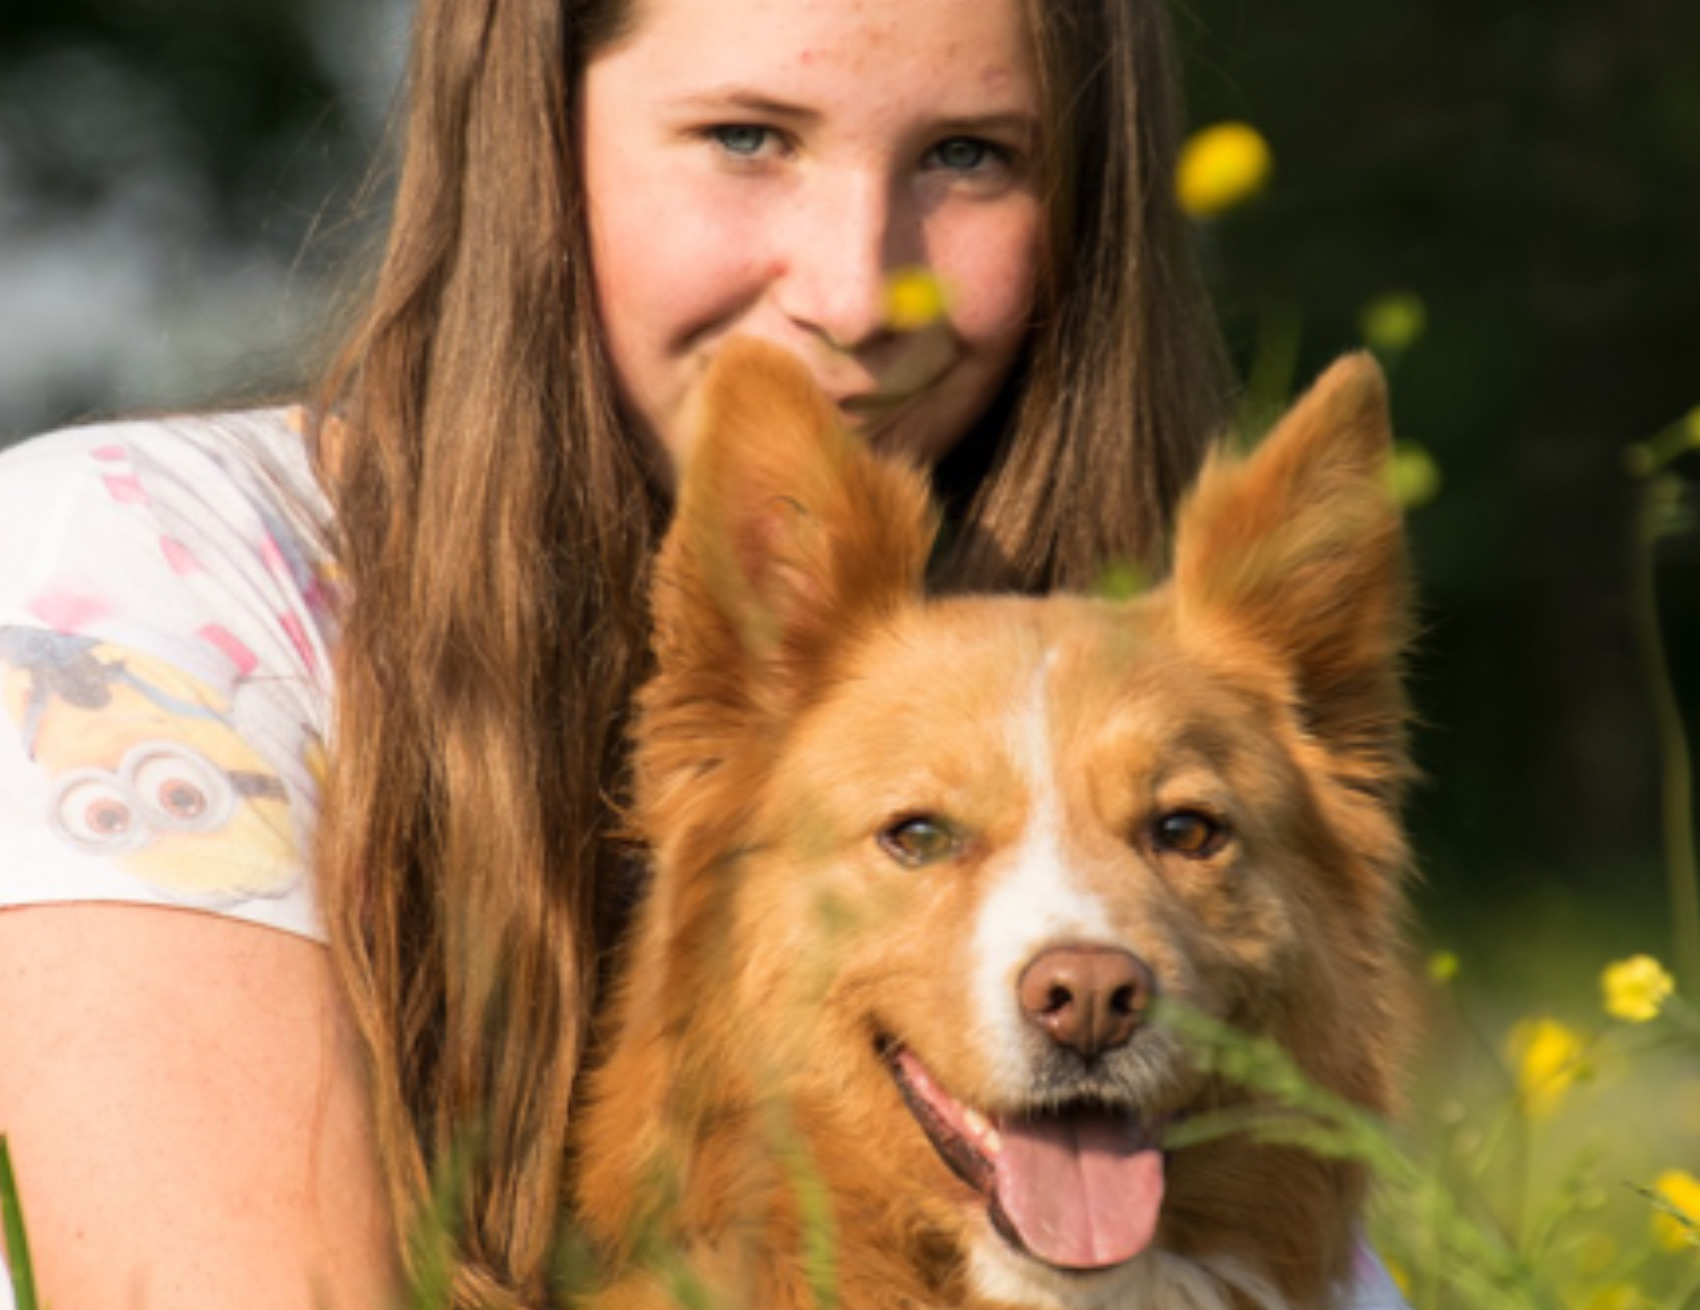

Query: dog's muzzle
[882,1042,1170,1272]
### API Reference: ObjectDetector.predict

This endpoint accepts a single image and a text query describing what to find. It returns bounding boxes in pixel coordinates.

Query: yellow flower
[1176,122,1273,218]
[1602,955,1675,1023]
[1585,1285,1647,1310]
[1506,1017,1585,1118]
[1652,1170,1700,1252]
[1360,291,1428,355]
[884,267,951,331]
[1388,442,1442,510]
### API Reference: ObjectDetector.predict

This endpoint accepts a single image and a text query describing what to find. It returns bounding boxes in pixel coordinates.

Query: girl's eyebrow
[664,88,1039,143]
[934,113,1040,145]
[665,88,821,124]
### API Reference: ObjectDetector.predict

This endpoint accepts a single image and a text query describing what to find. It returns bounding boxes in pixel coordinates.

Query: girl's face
[581,0,1044,472]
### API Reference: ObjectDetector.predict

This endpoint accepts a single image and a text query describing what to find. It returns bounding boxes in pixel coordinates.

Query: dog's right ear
[652,338,938,720]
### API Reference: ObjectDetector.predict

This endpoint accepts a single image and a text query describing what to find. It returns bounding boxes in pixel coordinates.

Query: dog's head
[628,338,1410,1306]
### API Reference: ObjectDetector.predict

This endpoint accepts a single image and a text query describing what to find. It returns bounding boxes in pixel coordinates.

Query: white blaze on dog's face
[638,338,1408,1305]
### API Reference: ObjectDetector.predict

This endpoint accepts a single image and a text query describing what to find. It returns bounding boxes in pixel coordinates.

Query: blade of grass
[1628,468,1700,993]
[0,1136,40,1310]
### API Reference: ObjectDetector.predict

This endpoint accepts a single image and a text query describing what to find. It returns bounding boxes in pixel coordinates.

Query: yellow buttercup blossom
[1584,1285,1647,1310]
[1388,441,1442,510]
[1360,291,1428,355]
[1176,122,1273,218]
[1421,951,1462,985]
[1427,950,1460,984]
[1602,955,1675,1023]
[884,267,951,332]
[1653,1170,1700,1252]
[1506,1017,1585,1118]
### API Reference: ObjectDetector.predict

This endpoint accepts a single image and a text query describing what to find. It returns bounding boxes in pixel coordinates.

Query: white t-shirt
[0,408,334,940]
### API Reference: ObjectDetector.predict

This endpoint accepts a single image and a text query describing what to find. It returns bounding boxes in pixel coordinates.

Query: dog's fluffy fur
[574,340,1413,1310]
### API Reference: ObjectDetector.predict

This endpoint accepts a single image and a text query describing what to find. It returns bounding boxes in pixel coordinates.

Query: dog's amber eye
[1153,810,1228,858]
[879,816,958,867]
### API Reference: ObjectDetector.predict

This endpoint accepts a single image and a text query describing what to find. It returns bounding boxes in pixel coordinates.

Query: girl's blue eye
[931,137,998,172]
[712,125,770,157]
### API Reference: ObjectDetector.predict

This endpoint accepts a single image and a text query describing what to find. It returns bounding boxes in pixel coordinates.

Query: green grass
[1,1136,39,1310]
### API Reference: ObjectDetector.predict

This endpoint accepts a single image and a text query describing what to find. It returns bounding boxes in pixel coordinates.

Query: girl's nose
[774,170,917,354]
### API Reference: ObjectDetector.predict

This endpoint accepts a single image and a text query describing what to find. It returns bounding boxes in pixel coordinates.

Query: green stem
[1629,484,1700,994]
[0,1136,39,1310]
[1235,298,1303,446]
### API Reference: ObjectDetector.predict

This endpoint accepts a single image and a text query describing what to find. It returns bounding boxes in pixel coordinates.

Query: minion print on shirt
[0,627,307,906]
[0,408,332,937]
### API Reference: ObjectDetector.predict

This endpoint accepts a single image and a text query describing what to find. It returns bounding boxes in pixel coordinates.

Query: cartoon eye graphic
[121,742,236,835]
[50,771,148,855]
[157,778,206,820]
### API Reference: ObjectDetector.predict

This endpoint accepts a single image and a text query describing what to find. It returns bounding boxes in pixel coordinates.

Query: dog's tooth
[963,1108,990,1138]
[983,1128,1002,1155]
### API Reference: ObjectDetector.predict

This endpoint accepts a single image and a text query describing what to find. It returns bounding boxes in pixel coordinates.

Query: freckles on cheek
[934,208,1043,340]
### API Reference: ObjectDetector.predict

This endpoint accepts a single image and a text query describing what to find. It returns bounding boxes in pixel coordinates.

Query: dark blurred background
[1179,0,1700,991]
[2,0,1696,991]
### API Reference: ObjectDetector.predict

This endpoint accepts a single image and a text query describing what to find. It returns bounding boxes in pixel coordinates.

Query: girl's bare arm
[0,903,399,1309]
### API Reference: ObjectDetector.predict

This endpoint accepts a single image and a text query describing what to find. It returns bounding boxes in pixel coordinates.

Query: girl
[0,0,1396,1305]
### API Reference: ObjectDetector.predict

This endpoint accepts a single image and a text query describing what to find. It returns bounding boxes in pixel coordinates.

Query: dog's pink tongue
[994,1111,1164,1270]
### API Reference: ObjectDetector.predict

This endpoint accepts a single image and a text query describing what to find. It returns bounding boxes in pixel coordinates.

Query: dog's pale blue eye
[879,816,958,867]
[1153,810,1229,859]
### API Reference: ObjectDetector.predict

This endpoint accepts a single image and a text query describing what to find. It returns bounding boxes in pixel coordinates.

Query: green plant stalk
[404,1123,483,1310]
[1629,484,1700,994]
[1233,298,1303,448]
[1155,1005,1568,1310]
[0,1136,39,1310]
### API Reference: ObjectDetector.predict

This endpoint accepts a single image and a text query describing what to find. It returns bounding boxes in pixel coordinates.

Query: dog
[573,339,1413,1310]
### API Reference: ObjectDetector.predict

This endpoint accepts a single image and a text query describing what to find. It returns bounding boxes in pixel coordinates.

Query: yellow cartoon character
[0,627,303,904]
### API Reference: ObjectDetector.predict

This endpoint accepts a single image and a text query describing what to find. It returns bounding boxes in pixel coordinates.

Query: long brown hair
[310,0,1228,1302]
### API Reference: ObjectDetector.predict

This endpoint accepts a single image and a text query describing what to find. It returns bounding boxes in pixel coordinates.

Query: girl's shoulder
[0,408,338,941]
[0,406,332,562]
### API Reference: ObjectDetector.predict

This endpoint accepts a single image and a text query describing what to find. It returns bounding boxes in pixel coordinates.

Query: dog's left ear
[1172,354,1409,794]
[654,338,938,715]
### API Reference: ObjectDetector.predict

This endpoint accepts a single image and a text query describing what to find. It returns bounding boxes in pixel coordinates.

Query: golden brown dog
[575,340,1412,1310]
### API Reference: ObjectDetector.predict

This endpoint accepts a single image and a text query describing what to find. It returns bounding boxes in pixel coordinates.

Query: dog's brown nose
[1018,946,1154,1056]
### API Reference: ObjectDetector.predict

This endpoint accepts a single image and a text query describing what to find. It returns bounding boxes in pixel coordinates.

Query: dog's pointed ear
[1172,353,1410,793]
[653,338,937,715]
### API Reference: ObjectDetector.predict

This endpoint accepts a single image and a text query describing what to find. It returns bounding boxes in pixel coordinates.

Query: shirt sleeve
[1341,1239,1412,1310]
[0,412,335,942]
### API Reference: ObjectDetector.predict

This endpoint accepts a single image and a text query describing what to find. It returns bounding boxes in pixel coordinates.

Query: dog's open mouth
[883,1044,1167,1272]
